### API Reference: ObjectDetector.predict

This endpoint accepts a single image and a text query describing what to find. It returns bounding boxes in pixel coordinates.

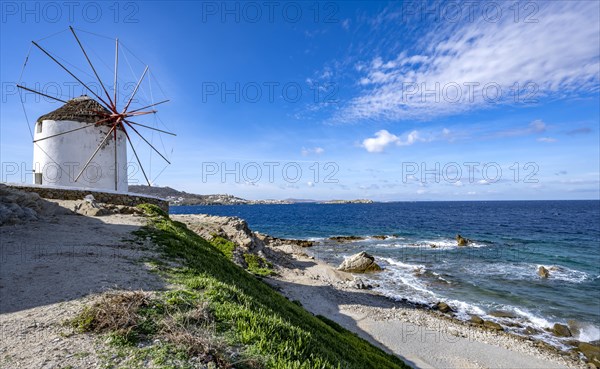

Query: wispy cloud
[333,1,599,122]
[301,147,325,156]
[537,137,557,143]
[565,127,593,135]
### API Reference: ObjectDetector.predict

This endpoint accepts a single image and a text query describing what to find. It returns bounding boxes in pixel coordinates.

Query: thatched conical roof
[37,96,110,124]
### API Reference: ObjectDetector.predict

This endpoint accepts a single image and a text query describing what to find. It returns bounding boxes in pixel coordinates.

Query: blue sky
[1,1,599,201]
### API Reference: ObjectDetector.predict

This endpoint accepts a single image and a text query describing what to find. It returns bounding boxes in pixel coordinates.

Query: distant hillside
[129,185,292,206]
[129,185,376,206]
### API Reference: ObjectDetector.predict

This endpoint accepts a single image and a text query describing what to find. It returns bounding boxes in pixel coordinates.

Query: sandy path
[0,209,165,368]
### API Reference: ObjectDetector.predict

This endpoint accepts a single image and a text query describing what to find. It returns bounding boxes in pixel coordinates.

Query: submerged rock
[470,315,484,324]
[538,266,550,278]
[337,251,382,273]
[524,326,541,335]
[434,301,453,314]
[552,323,572,337]
[489,310,518,319]
[456,234,471,246]
[483,320,504,331]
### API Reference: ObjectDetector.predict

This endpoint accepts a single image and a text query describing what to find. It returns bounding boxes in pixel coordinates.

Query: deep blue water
[171,201,600,345]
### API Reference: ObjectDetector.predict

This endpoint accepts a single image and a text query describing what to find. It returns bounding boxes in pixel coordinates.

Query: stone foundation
[5,184,169,213]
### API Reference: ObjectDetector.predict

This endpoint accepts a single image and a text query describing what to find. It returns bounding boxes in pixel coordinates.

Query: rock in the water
[371,235,387,240]
[524,326,540,335]
[337,251,382,273]
[330,235,365,243]
[456,234,470,246]
[470,315,484,324]
[483,320,504,331]
[538,266,550,278]
[553,323,572,337]
[434,301,453,314]
[579,342,600,367]
[489,310,518,319]
[567,319,584,337]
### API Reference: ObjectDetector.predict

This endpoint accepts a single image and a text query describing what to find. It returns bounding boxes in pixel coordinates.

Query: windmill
[17,27,175,192]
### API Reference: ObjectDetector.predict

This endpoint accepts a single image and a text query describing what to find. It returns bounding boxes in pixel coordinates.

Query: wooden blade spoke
[32,41,112,110]
[69,26,115,111]
[126,110,156,117]
[122,66,148,114]
[17,85,67,103]
[127,99,170,114]
[124,119,176,136]
[123,120,171,164]
[114,38,119,111]
[123,128,151,186]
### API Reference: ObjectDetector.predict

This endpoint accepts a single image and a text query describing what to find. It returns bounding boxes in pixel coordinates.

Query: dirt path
[0,209,164,368]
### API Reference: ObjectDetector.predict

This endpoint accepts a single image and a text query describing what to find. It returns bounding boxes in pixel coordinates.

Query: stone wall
[5,184,169,213]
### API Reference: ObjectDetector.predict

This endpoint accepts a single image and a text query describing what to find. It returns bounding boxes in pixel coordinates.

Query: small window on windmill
[34,173,42,185]
[36,122,42,133]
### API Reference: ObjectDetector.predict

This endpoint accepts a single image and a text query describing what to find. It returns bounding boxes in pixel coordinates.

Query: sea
[171,200,600,347]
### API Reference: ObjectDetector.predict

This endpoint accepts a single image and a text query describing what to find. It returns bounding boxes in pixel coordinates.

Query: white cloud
[362,128,449,152]
[301,147,325,156]
[336,2,600,122]
[537,137,557,143]
[307,181,315,187]
[362,130,399,152]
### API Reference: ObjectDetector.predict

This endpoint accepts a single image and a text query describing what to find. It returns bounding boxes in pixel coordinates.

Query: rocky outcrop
[470,315,484,324]
[337,252,382,273]
[433,301,453,314]
[0,184,70,225]
[329,236,365,243]
[578,342,600,367]
[538,266,550,278]
[175,214,264,252]
[256,233,314,248]
[456,234,471,246]
[348,278,373,290]
[73,198,111,216]
[552,323,572,337]
[483,320,504,331]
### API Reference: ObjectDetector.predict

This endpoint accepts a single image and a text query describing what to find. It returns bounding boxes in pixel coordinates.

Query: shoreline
[260,240,588,369]
[0,190,594,368]
[172,213,591,369]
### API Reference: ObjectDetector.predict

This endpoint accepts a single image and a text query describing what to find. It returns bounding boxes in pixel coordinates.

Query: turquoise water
[171,201,600,345]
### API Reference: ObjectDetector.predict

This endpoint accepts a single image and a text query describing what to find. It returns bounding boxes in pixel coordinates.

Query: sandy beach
[0,195,591,368]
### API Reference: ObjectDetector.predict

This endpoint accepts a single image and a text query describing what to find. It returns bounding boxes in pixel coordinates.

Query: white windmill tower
[18,27,175,192]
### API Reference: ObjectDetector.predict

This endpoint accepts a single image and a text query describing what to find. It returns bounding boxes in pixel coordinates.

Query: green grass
[74,204,409,369]
[210,236,236,260]
[243,253,276,276]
